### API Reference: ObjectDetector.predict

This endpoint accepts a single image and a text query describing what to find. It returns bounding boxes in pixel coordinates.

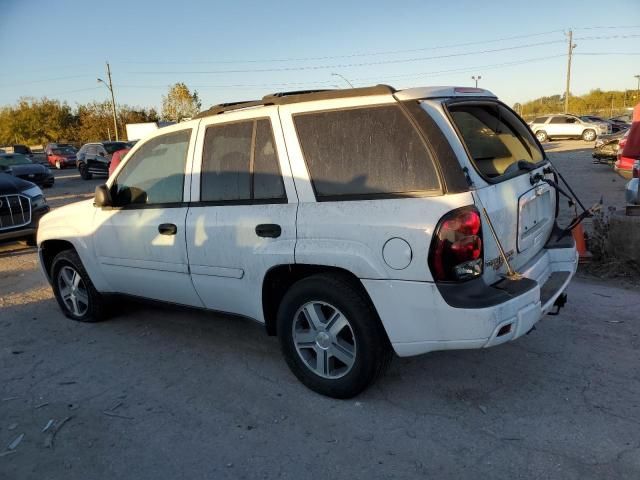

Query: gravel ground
[1,144,638,479]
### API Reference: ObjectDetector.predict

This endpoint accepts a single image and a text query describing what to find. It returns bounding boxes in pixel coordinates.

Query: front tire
[51,250,107,322]
[79,164,92,180]
[535,130,548,142]
[277,273,392,398]
[582,129,596,142]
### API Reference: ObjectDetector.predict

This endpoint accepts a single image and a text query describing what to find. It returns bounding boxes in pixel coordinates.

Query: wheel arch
[261,264,379,336]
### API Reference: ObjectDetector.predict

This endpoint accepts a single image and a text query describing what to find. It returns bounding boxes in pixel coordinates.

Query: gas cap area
[382,238,413,270]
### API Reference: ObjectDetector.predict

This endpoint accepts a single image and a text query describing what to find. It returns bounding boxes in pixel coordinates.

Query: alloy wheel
[292,301,356,379]
[57,266,89,317]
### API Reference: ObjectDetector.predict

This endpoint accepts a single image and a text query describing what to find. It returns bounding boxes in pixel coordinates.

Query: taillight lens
[429,206,483,282]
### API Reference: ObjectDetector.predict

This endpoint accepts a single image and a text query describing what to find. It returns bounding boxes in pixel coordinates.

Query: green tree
[161,83,201,122]
[0,97,75,145]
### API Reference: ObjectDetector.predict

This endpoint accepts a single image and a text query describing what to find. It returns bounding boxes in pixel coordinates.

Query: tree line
[0,83,201,146]
[516,89,639,119]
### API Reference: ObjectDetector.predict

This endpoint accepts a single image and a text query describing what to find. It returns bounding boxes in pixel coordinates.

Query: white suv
[528,114,610,142]
[37,85,578,398]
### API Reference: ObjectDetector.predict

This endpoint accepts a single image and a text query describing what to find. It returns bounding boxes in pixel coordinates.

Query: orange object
[572,222,591,262]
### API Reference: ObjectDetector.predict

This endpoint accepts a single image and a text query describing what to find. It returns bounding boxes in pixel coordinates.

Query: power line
[0,75,94,89]
[128,40,568,75]
[118,29,565,65]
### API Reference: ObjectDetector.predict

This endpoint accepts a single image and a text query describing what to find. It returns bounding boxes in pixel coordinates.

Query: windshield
[105,142,128,154]
[448,102,544,181]
[0,154,32,166]
[52,147,76,155]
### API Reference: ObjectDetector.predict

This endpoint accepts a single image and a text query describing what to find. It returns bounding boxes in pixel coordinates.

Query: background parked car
[0,153,54,187]
[592,129,628,164]
[529,114,611,142]
[580,115,626,134]
[0,172,50,245]
[624,160,639,205]
[608,117,631,132]
[108,146,131,176]
[76,141,128,179]
[45,145,78,169]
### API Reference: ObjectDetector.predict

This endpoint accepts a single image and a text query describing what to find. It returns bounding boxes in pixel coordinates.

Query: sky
[0,0,639,112]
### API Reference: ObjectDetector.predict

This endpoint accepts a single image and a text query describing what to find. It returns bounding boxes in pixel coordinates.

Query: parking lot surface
[1,143,638,479]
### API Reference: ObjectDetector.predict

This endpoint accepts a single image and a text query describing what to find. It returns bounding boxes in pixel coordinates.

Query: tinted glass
[0,154,32,166]
[253,119,285,200]
[86,145,97,155]
[201,121,253,202]
[113,129,191,205]
[294,105,439,199]
[449,103,544,180]
[533,117,548,124]
[549,116,566,124]
[105,142,128,154]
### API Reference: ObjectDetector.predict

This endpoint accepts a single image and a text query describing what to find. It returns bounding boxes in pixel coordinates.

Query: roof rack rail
[262,84,396,105]
[194,84,397,119]
[193,100,264,118]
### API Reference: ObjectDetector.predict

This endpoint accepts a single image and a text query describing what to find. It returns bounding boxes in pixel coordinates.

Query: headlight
[30,194,47,209]
[22,185,43,198]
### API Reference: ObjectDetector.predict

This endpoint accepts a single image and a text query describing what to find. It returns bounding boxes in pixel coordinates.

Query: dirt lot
[1,143,639,479]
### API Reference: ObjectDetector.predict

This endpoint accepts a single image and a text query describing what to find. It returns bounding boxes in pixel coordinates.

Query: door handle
[255,224,281,238]
[158,223,178,235]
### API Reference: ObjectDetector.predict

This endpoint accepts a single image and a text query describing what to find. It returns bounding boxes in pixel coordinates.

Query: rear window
[448,102,544,180]
[294,105,439,200]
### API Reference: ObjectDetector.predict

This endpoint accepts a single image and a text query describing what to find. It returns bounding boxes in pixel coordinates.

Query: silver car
[528,114,611,142]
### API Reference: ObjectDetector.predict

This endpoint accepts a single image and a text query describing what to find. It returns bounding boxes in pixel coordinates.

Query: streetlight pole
[98,61,119,141]
[471,75,482,88]
[331,73,354,88]
[635,75,640,99]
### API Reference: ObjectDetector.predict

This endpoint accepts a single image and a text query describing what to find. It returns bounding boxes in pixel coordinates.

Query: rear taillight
[429,206,483,282]
[633,160,640,179]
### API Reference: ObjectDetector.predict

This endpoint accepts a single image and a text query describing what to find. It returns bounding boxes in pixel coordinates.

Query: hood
[0,172,36,194]
[10,163,48,175]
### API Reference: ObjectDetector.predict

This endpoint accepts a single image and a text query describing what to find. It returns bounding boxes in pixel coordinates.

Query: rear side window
[533,116,548,124]
[201,119,286,203]
[294,105,439,200]
[448,103,544,180]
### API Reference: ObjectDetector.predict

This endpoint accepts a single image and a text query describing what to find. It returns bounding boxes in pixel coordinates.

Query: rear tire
[79,164,92,180]
[582,129,596,142]
[277,273,392,398]
[535,130,548,142]
[51,249,108,322]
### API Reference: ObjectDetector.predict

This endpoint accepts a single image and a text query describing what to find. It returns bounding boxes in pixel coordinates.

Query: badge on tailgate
[518,184,553,253]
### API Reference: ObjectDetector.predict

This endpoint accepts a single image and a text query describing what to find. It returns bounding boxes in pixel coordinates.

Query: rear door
[185,107,297,321]
[445,100,556,284]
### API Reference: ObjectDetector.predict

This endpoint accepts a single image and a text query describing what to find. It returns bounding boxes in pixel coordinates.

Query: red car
[615,104,640,179]
[46,145,78,169]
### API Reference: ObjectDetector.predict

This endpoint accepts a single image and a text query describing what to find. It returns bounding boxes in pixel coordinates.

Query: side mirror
[94,184,113,207]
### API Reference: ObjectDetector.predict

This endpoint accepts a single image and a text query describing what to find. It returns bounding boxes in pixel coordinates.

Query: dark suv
[76,141,128,179]
[0,173,50,245]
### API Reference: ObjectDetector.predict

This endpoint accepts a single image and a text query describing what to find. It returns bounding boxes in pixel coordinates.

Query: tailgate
[445,100,555,285]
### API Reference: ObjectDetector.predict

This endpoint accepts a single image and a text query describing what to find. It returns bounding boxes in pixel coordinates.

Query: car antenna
[481,207,523,281]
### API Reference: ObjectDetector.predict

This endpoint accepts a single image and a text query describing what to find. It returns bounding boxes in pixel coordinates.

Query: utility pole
[635,75,640,99]
[98,62,119,141]
[564,30,576,114]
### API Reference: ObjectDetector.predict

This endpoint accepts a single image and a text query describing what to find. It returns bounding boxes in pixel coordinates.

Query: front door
[93,125,203,307]
[186,107,297,321]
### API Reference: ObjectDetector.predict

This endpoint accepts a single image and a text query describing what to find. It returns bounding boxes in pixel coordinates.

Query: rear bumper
[363,242,578,357]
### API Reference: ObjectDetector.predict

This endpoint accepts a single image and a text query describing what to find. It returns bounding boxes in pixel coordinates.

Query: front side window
[549,116,567,124]
[200,119,285,203]
[294,105,439,200]
[448,102,544,180]
[112,129,191,206]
